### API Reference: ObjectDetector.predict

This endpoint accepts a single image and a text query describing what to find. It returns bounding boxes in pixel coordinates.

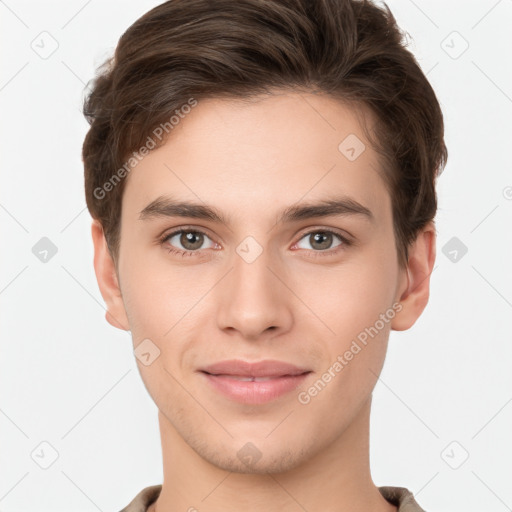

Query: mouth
[199,358,311,378]
[201,372,310,381]
[199,369,312,404]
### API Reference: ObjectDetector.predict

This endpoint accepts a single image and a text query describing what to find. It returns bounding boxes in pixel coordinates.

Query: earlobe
[91,220,130,331]
[391,222,436,332]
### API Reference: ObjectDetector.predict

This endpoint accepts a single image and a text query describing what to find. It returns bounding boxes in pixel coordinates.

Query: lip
[198,359,312,404]
[199,359,311,378]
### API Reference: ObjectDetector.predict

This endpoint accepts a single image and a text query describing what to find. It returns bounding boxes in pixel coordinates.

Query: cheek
[118,254,176,338]
[119,252,216,347]
[300,249,397,386]
[302,258,395,336]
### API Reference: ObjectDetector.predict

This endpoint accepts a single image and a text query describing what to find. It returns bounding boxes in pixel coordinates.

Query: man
[82,1,447,510]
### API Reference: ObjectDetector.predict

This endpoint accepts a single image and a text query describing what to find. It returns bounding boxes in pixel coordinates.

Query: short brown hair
[82,0,447,269]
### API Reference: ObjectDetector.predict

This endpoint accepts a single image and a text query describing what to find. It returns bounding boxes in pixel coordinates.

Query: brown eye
[161,229,216,254]
[296,230,345,252]
[178,231,204,250]
[310,232,334,250]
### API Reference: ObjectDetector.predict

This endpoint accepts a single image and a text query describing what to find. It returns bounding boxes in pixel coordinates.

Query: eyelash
[159,227,352,259]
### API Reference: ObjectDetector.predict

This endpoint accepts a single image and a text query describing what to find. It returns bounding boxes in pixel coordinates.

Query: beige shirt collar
[120,484,426,512]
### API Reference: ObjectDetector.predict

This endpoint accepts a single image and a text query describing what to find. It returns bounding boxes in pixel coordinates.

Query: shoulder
[119,485,162,512]
[379,486,426,512]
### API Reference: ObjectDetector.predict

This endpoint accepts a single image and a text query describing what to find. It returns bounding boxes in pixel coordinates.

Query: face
[94,90,429,474]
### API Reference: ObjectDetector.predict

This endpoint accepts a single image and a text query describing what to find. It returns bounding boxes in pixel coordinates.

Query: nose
[215,245,293,341]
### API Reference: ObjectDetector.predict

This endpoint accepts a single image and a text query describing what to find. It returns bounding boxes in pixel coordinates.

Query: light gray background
[1,1,511,511]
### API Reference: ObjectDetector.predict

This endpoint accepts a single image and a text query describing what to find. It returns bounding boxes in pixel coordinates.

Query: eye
[160,228,217,256]
[159,227,352,259]
[293,229,351,255]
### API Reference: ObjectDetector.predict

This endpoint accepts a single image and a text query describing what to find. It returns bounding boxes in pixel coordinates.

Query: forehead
[121,91,390,225]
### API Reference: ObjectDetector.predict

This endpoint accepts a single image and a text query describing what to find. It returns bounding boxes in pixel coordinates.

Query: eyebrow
[138,194,374,225]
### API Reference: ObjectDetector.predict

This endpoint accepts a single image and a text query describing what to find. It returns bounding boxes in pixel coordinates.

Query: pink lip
[200,359,310,378]
[198,359,312,404]
[201,372,311,404]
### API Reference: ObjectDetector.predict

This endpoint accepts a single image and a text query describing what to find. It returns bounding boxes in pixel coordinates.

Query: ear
[391,221,436,331]
[91,220,130,331]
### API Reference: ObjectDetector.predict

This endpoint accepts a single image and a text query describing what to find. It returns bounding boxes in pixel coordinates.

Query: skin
[91,90,436,512]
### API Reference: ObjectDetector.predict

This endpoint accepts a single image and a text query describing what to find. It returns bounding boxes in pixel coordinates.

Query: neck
[149,397,396,512]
